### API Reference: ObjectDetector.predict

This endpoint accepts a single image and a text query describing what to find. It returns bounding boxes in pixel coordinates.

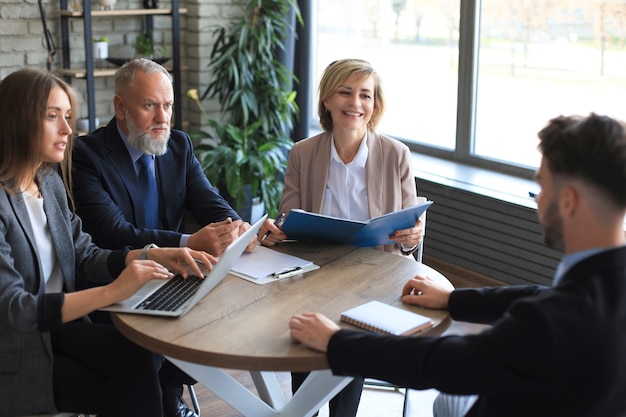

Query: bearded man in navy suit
[73,58,256,417]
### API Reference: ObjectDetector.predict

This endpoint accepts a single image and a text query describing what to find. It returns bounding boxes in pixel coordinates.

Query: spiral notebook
[340,300,433,336]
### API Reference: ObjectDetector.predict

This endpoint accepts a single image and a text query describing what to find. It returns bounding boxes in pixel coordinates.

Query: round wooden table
[113,242,451,416]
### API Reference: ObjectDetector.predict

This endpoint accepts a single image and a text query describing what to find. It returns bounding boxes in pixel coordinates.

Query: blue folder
[279,200,433,247]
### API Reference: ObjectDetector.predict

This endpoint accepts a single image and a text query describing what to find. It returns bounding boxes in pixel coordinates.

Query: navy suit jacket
[327,247,626,417]
[72,118,239,251]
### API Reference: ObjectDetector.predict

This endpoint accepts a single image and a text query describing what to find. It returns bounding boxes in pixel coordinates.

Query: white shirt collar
[330,131,369,168]
[322,131,370,221]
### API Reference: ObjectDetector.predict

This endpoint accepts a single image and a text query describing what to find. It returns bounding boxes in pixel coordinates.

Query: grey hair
[114,58,172,94]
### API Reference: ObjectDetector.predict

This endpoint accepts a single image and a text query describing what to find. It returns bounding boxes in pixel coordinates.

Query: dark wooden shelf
[58,64,187,79]
[59,8,188,17]
[59,0,184,131]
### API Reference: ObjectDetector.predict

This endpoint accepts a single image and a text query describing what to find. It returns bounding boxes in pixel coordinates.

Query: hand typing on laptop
[62,246,215,323]
[100,215,268,317]
[131,245,217,278]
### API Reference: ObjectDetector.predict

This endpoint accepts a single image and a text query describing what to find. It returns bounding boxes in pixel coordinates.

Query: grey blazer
[279,131,418,255]
[0,169,126,417]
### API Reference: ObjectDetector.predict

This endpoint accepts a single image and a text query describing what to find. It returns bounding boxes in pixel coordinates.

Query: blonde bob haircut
[0,68,77,203]
[317,58,385,132]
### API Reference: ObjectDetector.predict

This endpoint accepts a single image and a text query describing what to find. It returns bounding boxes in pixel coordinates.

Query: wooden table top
[113,242,451,372]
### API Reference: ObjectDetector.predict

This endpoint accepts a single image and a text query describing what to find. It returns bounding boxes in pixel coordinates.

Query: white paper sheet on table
[230,245,319,284]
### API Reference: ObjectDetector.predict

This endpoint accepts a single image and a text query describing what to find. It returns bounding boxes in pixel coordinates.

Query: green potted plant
[187,0,301,219]
[134,31,164,59]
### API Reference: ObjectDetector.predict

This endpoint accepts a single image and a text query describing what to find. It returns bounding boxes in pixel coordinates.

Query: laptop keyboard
[136,274,204,312]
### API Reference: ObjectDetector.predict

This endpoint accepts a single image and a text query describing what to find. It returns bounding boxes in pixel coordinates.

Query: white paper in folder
[230,246,319,284]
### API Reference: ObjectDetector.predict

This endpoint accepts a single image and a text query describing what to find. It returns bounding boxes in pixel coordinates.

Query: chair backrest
[415,196,427,263]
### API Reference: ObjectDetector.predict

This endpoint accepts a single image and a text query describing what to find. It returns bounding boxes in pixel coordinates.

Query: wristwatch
[140,243,158,260]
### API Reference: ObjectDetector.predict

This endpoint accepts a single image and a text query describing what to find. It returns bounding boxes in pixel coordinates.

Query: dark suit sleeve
[176,131,240,226]
[326,294,556,396]
[448,285,547,324]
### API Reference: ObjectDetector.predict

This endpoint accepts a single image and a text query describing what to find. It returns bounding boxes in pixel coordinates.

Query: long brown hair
[0,68,77,207]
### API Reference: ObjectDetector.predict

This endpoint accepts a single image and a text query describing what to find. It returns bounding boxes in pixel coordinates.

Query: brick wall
[0,0,239,130]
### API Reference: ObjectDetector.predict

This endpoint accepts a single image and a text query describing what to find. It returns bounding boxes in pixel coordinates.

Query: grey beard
[127,129,169,156]
[125,111,170,156]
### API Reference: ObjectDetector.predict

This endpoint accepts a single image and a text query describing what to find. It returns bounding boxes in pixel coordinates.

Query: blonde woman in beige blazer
[259,58,423,417]
[277,129,418,255]
[260,58,422,257]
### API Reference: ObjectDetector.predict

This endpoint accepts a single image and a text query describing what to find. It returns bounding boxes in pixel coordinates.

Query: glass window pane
[315,0,460,150]
[475,0,626,169]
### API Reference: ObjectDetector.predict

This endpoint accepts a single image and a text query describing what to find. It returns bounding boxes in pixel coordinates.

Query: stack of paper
[230,246,319,284]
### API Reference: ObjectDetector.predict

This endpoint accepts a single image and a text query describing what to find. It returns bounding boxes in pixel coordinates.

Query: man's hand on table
[289,312,340,353]
[401,274,455,309]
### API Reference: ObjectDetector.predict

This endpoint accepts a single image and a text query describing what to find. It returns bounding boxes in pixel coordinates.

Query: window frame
[387,0,537,180]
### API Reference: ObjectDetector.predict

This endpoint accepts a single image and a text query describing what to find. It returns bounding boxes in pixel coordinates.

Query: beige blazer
[279,130,418,255]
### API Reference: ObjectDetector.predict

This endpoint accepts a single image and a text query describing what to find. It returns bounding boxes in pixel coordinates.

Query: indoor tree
[189,0,302,219]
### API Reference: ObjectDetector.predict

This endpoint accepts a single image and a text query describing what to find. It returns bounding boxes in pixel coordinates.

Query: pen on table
[261,212,286,242]
[271,266,303,279]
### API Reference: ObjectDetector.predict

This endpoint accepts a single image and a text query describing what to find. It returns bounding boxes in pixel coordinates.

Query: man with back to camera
[289,113,626,416]
[72,58,256,417]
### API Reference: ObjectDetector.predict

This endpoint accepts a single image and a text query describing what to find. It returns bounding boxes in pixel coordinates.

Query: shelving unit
[59,0,186,131]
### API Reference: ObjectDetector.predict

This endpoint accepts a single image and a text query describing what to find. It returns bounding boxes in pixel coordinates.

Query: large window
[314,0,626,177]
[315,0,459,151]
[476,0,626,169]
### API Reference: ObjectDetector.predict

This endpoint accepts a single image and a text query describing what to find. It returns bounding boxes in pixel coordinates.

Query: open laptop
[100,214,267,318]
